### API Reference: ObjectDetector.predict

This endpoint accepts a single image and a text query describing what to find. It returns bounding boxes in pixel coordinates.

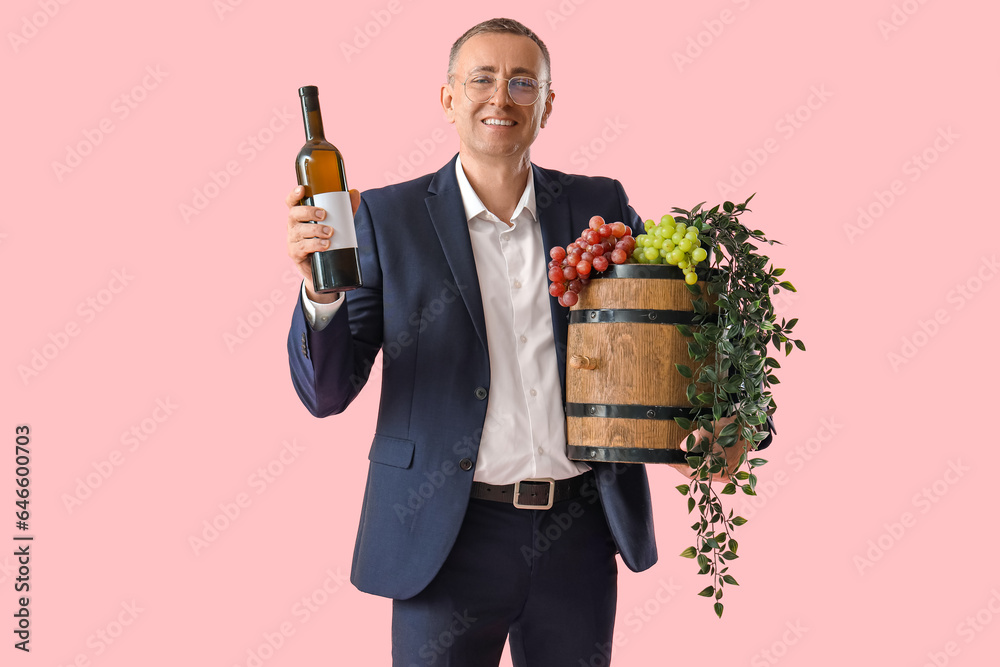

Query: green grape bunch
[632,214,710,285]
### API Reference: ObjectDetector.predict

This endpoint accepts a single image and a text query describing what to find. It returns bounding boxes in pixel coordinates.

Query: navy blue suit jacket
[288,154,658,600]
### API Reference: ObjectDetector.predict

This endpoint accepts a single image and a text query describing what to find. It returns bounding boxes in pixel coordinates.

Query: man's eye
[512,78,538,90]
[470,76,494,85]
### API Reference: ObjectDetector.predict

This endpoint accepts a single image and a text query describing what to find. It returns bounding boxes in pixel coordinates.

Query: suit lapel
[425,155,489,354]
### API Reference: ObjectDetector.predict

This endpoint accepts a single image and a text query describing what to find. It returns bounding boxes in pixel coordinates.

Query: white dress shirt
[301,155,589,484]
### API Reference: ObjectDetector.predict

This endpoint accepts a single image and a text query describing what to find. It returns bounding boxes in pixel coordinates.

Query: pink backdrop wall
[4,0,998,665]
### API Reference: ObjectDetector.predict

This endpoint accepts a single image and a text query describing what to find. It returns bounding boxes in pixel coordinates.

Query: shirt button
[459,458,473,471]
[537,447,544,454]
[529,388,537,397]
[519,335,527,344]
[513,279,522,289]
[474,387,488,400]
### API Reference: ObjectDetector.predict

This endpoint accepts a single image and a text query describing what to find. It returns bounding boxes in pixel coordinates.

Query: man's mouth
[482,118,516,126]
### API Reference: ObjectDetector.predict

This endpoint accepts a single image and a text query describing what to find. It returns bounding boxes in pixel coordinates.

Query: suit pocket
[368,434,415,469]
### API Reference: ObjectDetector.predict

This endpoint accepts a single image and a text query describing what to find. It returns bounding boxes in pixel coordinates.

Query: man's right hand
[286,186,361,303]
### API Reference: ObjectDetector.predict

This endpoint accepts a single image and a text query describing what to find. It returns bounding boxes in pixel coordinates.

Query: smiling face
[441,32,554,165]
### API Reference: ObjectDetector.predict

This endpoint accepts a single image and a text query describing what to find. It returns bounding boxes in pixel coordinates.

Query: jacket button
[459,458,473,471]
[474,387,487,400]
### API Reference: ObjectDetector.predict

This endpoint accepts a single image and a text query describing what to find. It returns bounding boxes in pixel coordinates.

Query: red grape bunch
[547,215,635,307]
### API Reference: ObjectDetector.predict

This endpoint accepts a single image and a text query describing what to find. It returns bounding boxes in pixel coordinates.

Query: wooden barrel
[565,263,714,465]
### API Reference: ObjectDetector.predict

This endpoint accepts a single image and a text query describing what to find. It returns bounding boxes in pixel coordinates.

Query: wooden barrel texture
[565,263,714,465]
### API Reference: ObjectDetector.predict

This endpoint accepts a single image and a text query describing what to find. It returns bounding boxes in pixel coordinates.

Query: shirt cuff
[300,281,344,332]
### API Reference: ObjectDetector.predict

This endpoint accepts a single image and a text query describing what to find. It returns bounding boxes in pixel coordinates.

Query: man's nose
[490,79,514,107]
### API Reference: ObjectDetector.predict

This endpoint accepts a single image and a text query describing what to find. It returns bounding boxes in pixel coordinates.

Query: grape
[590,244,605,257]
[623,225,633,237]
[611,248,628,264]
[685,272,698,285]
[581,251,594,263]
[661,214,675,226]
[568,279,583,293]
[593,255,609,272]
[559,291,579,307]
[692,247,708,262]
[548,266,563,282]
[599,224,613,238]
[577,260,592,276]
[611,222,626,238]
[679,239,693,253]
[549,282,566,297]
[563,266,578,281]
[550,246,566,261]
[567,243,581,254]
[644,247,659,261]
[584,230,600,245]
[589,216,604,231]
[566,253,581,267]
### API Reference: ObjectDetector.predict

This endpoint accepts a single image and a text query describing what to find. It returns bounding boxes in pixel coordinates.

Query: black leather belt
[470,472,593,510]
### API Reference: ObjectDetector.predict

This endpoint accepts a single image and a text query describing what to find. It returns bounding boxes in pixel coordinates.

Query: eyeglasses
[460,74,550,106]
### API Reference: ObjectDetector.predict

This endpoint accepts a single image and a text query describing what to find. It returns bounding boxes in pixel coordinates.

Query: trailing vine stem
[671,195,804,618]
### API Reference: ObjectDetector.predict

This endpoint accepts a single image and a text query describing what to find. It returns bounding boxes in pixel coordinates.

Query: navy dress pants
[391,480,619,667]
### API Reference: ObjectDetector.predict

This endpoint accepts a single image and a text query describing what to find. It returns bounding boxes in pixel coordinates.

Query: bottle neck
[300,94,325,141]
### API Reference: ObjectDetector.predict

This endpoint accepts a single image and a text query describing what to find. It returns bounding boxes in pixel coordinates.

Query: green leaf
[675,363,693,378]
[721,551,739,560]
[721,483,736,495]
[698,585,715,597]
[722,574,739,586]
[679,546,697,558]
[674,416,692,430]
[714,602,724,618]
[675,323,692,337]
[749,458,768,467]
[741,484,756,496]
[675,484,690,495]
[772,267,786,276]
[734,471,750,480]
[786,317,798,329]
[687,497,696,513]
[732,516,748,526]
[794,339,806,351]
[779,280,797,292]
[686,455,702,468]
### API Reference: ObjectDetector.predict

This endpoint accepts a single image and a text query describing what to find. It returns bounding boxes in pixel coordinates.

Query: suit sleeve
[287,195,385,417]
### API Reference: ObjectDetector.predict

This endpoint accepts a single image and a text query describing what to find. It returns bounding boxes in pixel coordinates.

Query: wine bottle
[295,85,362,293]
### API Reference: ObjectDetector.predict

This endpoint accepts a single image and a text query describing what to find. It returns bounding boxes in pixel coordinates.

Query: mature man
[285,17,768,666]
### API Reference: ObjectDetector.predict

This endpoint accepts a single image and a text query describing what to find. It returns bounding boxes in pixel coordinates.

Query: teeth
[483,119,514,126]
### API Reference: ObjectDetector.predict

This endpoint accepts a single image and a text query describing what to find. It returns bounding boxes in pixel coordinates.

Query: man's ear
[441,80,457,124]
[540,89,555,128]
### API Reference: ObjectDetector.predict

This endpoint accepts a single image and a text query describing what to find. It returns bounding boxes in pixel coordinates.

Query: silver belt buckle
[513,477,556,510]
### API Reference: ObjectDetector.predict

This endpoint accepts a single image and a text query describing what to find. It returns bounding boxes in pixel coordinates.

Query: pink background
[4,0,998,665]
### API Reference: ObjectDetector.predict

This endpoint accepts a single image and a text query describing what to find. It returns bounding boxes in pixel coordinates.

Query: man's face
[441,32,554,163]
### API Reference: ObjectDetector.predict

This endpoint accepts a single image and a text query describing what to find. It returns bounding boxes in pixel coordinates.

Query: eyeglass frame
[454,72,552,106]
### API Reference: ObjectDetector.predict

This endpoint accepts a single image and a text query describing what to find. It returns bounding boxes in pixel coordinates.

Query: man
[285,18,768,666]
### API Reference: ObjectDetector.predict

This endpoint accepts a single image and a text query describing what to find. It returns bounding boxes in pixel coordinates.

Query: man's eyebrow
[468,65,539,77]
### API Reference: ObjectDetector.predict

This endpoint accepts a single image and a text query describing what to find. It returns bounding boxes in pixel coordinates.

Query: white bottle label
[312,191,358,250]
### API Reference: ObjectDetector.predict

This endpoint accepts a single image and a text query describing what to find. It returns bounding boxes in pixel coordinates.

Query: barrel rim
[592,263,720,280]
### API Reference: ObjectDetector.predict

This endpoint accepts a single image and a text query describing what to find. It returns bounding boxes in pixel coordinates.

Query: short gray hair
[447,18,551,82]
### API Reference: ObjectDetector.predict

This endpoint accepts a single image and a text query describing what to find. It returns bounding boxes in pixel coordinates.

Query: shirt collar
[455,153,536,225]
